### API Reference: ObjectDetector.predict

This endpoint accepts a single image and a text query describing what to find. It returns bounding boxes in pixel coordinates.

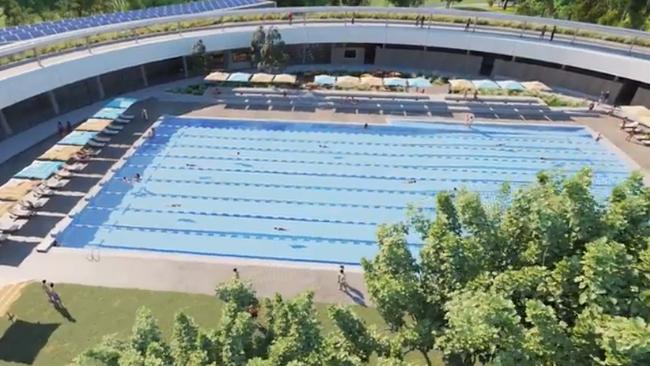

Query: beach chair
[101,129,120,136]
[114,118,131,124]
[56,169,73,178]
[119,113,134,120]
[9,206,34,218]
[64,162,87,171]
[34,186,54,196]
[87,140,106,148]
[0,218,27,232]
[107,124,124,131]
[46,177,68,189]
[20,195,48,209]
[93,136,111,143]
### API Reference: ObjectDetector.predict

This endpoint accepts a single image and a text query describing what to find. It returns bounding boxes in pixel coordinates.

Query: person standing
[233,267,240,280]
[351,13,355,25]
[550,25,556,41]
[141,108,149,121]
[540,25,547,39]
[57,122,64,137]
[337,265,348,291]
[465,18,471,31]
[288,12,293,25]
[603,90,610,104]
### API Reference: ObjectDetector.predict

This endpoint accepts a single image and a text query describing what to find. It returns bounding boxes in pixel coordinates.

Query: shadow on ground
[0,320,59,364]
[0,240,37,267]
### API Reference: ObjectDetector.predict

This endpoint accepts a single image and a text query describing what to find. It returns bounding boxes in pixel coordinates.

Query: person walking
[465,18,471,31]
[550,25,556,41]
[540,25,547,39]
[57,122,64,137]
[351,13,355,25]
[337,265,348,291]
[41,279,51,297]
[288,12,293,25]
[49,283,63,307]
[233,267,240,280]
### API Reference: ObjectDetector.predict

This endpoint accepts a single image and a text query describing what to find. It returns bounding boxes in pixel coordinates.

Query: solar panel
[0,0,268,43]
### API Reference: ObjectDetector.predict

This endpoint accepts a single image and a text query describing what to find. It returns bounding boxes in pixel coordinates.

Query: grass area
[368,0,489,7]
[0,283,441,365]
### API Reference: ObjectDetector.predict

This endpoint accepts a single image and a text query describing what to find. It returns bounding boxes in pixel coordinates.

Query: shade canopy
[204,71,230,82]
[521,81,551,92]
[360,75,383,87]
[250,73,274,83]
[58,131,98,146]
[449,79,475,92]
[383,77,407,88]
[105,97,137,109]
[472,79,500,90]
[407,77,432,88]
[94,107,126,120]
[76,118,113,132]
[0,179,40,201]
[39,145,83,161]
[227,72,252,83]
[14,161,63,180]
[336,76,360,88]
[314,74,335,86]
[496,80,525,91]
[272,74,297,85]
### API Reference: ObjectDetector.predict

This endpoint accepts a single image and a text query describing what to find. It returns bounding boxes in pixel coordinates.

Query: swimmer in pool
[134,173,142,182]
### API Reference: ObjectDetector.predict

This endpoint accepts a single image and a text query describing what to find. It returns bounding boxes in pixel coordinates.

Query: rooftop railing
[1,6,650,69]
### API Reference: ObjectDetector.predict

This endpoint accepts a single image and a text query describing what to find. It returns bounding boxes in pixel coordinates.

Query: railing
[2,6,650,68]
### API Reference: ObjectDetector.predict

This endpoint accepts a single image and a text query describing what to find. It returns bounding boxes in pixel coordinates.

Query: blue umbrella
[383,77,407,88]
[472,79,500,90]
[496,80,525,91]
[314,74,335,86]
[227,72,252,83]
[407,77,432,88]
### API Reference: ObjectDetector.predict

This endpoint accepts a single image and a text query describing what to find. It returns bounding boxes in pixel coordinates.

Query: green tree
[250,26,288,72]
[216,279,259,312]
[596,315,650,365]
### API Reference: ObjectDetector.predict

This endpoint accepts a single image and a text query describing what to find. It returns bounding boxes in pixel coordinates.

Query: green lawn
[0,283,441,365]
[368,0,491,8]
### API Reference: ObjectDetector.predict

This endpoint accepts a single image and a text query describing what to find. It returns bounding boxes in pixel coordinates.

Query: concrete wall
[331,46,366,65]
[631,86,650,107]
[492,59,623,98]
[375,47,482,76]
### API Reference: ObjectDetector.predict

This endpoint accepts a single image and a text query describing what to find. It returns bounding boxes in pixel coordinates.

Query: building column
[182,56,190,78]
[47,90,60,115]
[140,65,149,87]
[0,109,12,136]
[95,76,105,99]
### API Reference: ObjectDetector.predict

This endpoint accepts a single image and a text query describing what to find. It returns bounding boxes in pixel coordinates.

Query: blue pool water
[57,117,631,264]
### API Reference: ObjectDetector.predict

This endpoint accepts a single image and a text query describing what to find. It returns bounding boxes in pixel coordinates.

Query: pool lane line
[66,223,424,248]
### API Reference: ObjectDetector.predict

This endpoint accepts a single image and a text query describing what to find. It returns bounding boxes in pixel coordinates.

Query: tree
[250,26,288,72]
[215,279,259,312]
[596,315,650,365]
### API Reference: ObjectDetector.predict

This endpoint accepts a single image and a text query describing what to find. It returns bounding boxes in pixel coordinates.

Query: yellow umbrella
[272,74,297,85]
[39,145,84,161]
[336,76,360,88]
[449,79,475,93]
[204,71,230,82]
[250,73,275,83]
[76,118,113,132]
[521,81,551,92]
[360,75,383,88]
[0,179,41,201]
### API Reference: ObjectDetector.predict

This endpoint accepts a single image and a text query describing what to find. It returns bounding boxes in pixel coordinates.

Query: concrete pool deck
[0,83,649,305]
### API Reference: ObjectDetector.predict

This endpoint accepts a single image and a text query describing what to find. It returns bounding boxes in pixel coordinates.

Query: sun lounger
[64,162,87,171]
[93,136,111,143]
[88,140,106,148]
[56,170,72,178]
[101,129,120,136]
[120,113,134,120]
[46,177,68,189]
[114,118,131,124]
[0,218,27,232]
[34,186,54,196]
[107,124,124,131]
[10,206,34,218]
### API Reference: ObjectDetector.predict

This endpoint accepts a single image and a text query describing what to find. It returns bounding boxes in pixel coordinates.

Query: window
[344,49,356,59]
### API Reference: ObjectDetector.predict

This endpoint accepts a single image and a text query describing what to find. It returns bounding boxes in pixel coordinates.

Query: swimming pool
[56,117,631,264]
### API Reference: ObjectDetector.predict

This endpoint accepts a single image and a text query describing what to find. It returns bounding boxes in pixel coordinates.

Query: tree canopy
[73,168,650,365]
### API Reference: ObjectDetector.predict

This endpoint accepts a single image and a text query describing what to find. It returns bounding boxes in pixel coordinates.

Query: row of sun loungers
[0,99,138,244]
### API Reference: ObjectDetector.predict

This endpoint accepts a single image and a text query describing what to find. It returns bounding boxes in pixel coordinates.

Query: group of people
[57,121,73,137]
[41,280,63,308]
[539,25,558,41]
